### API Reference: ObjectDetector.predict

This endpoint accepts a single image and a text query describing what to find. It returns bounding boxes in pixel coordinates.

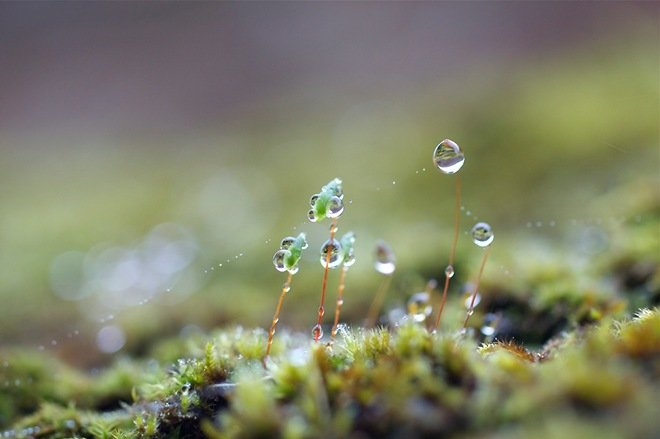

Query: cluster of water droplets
[273,233,308,274]
[308,178,345,223]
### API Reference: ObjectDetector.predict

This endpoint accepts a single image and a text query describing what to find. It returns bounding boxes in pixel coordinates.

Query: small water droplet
[283,284,291,293]
[481,313,499,337]
[273,250,289,272]
[407,292,432,323]
[312,324,323,341]
[374,240,396,275]
[319,239,344,268]
[308,209,318,222]
[471,222,494,247]
[463,292,481,309]
[392,180,396,185]
[280,237,296,249]
[326,196,344,218]
[329,222,339,234]
[310,194,319,206]
[433,139,465,174]
[445,265,455,278]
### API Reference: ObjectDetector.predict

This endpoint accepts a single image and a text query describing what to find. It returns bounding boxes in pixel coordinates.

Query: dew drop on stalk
[273,250,289,272]
[326,196,344,218]
[463,291,481,309]
[445,265,455,278]
[471,222,494,247]
[312,324,324,340]
[433,139,465,174]
[320,239,344,268]
[407,292,433,323]
[374,241,396,275]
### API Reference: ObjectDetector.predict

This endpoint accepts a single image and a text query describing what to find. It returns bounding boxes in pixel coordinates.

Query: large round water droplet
[280,237,296,249]
[308,209,318,222]
[273,250,289,272]
[433,139,465,174]
[374,241,396,275]
[471,222,494,247]
[407,292,432,323]
[326,196,344,218]
[320,239,344,268]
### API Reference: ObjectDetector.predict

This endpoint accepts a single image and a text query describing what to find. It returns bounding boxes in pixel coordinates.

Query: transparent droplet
[329,222,339,234]
[326,196,344,218]
[320,239,344,268]
[407,292,432,323]
[310,194,319,206]
[471,222,494,247]
[433,139,465,174]
[312,324,324,341]
[444,265,455,278]
[287,265,299,275]
[374,241,396,275]
[343,249,356,267]
[463,291,481,309]
[308,209,318,222]
[481,313,499,336]
[280,237,296,249]
[273,250,289,272]
[282,284,291,293]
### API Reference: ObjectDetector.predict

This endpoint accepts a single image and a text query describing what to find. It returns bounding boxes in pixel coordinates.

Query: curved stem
[315,218,337,341]
[331,266,348,340]
[265,272,293,359]
[433,174,462,331]
[366,275,392,327]
[463,245,491,329]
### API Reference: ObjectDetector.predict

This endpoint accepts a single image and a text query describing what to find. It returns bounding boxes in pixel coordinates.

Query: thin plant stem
[433,174,462,331]
[366,275,392,327]
[331,266,348,340]
[265,271,293,359]
[315,218,338,341]
[463,245,492,329]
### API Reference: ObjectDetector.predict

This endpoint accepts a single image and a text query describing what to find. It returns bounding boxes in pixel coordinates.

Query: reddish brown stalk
[433,174,462,331]
[315,218,337,341]
[331,266,348,340]
[265,271,293,359]
[463,245,492,329]
[365,275,393,327]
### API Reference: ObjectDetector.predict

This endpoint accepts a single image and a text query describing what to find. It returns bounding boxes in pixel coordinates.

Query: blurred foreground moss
[1,308,658,438]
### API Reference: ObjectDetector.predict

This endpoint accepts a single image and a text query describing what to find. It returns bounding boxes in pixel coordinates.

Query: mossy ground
[1,306,658,438]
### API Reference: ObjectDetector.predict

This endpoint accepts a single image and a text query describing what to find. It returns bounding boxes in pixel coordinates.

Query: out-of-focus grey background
[0,2,657,364]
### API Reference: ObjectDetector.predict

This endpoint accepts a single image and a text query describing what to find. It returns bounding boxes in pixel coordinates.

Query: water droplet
[343,251,356,267]
[471,222,494,247]
[463,292,481,309]
[319,239,344,268]
[312,324,324,341]
[374,241,396,275]
[308,209,318,222]
[407,292,432,323]
[280,237,296,249]
[310,194,319,206]
[392,180,396,185]
[433,139,465,174]
[273,250,289,272]
[326,196,344,218]
[329,222,339,234]
[444,265,455,278]
[480,313,499,336]
[283,284,291,293]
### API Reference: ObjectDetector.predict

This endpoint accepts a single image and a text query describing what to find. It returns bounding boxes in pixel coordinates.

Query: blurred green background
[0,2,657,365]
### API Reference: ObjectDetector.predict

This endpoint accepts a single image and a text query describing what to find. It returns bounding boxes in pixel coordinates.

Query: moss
[3,308,657,438]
